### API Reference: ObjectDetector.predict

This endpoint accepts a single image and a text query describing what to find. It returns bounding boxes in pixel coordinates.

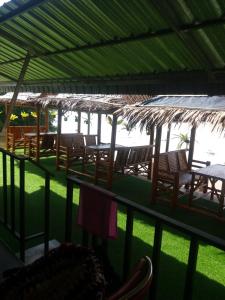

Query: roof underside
[0,0,225,94]
[143,95,225,110]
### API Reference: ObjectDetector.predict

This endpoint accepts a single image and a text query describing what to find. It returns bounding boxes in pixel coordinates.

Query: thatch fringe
[0,93,150,114]
[115,105,225,133]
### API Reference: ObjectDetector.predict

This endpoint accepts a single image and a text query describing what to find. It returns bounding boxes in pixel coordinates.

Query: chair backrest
[84,134,97,146]
[177,149,189,171]
[108,256,153,300]
[41,134,55,150]
[60,133,83,148]
[168,151,180,173]
[114,148,130,170]
[127,146,152,165]
[73,134,85,150]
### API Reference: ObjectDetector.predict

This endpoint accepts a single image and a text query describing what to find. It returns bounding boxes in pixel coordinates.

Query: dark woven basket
[0,244,106,300]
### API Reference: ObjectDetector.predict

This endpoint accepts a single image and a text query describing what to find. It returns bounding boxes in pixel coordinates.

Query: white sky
[0,0,10,6]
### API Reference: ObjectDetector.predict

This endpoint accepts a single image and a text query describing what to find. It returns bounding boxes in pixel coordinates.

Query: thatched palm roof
[0,93,150,114]
[116,95,225,132]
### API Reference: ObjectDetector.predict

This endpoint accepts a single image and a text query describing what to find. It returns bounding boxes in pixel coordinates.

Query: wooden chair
[57,133,85,172]
[114,145,153,177]
[29,134,56,159]
[107,256,153,300]
[125,145,152,176]
[114,147,130,174]
[155,149,210,207]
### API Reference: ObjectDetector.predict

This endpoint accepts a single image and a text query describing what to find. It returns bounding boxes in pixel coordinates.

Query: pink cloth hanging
[77,183,118,239]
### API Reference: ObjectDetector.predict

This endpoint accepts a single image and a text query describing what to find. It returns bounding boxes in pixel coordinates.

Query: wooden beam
[77,111,81,133]
[151,126,162,204]
[97,113,102,144]
[87,112,91,134]
[1,53,30,132]
[36,105,41,162]
[108,115,118,190]
[1,70,225,95]
[56,106,62,169]
[44,108,49,131]
[148,125,155,180]
[165,124,171,152]
[188,126,196,167]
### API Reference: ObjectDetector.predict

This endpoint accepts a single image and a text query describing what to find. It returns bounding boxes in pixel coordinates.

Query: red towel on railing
[77,183,118,239]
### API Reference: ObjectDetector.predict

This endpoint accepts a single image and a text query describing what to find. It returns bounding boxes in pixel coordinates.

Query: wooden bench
[154,149,210,207]
[115,145,153,177]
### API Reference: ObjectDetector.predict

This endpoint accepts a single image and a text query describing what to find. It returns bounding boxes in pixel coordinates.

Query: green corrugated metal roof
[0,0,224,94]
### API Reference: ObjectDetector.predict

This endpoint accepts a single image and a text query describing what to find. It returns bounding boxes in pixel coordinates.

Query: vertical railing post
[123,208,134,280]
[2,152,7,225]
[149,220,163,300]
[65,178,73,242]
[19,159,25,261]
[44,173,50,256]
[183,236,199,300]
[10,156,15,233]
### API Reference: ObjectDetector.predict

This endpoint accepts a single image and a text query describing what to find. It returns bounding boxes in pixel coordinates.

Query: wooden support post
[148,125,155,180]
[87,112,90,134]
[188,126,196,168]
[151,126,162,204]
[44,108,49,132]
[0,53,30,149]
[77,111,81,133]
[1,53,30,132]
[108,115,117,189]
[165,123,171,152]
[5,104,9,149]
[56,106,62,169]
[97,113,102,144]
[36,105,41,162]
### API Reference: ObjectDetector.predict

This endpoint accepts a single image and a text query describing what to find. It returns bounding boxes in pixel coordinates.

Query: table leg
[188,173,195,207]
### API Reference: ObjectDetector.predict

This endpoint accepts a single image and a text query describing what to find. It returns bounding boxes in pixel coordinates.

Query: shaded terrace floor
[0,156,224,300]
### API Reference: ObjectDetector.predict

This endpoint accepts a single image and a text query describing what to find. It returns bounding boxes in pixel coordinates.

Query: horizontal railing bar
[0,147,54,177]
[0,147,27,161]
[67,176,225,251]
[25,232,45,241]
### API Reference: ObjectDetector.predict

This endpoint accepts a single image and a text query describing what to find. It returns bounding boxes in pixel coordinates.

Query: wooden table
[189,164,225,217]
[86,143,125,188]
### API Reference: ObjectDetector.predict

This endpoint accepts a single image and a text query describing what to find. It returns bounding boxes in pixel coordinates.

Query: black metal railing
[0,147,53,261]
[65,176,225,300]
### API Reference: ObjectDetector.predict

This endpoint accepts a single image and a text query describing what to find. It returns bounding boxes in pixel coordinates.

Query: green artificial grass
[0,156,224,300]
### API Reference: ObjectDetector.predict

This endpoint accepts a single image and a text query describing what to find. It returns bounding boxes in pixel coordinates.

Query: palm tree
[106,116,123,126]
[174,133,190,149]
